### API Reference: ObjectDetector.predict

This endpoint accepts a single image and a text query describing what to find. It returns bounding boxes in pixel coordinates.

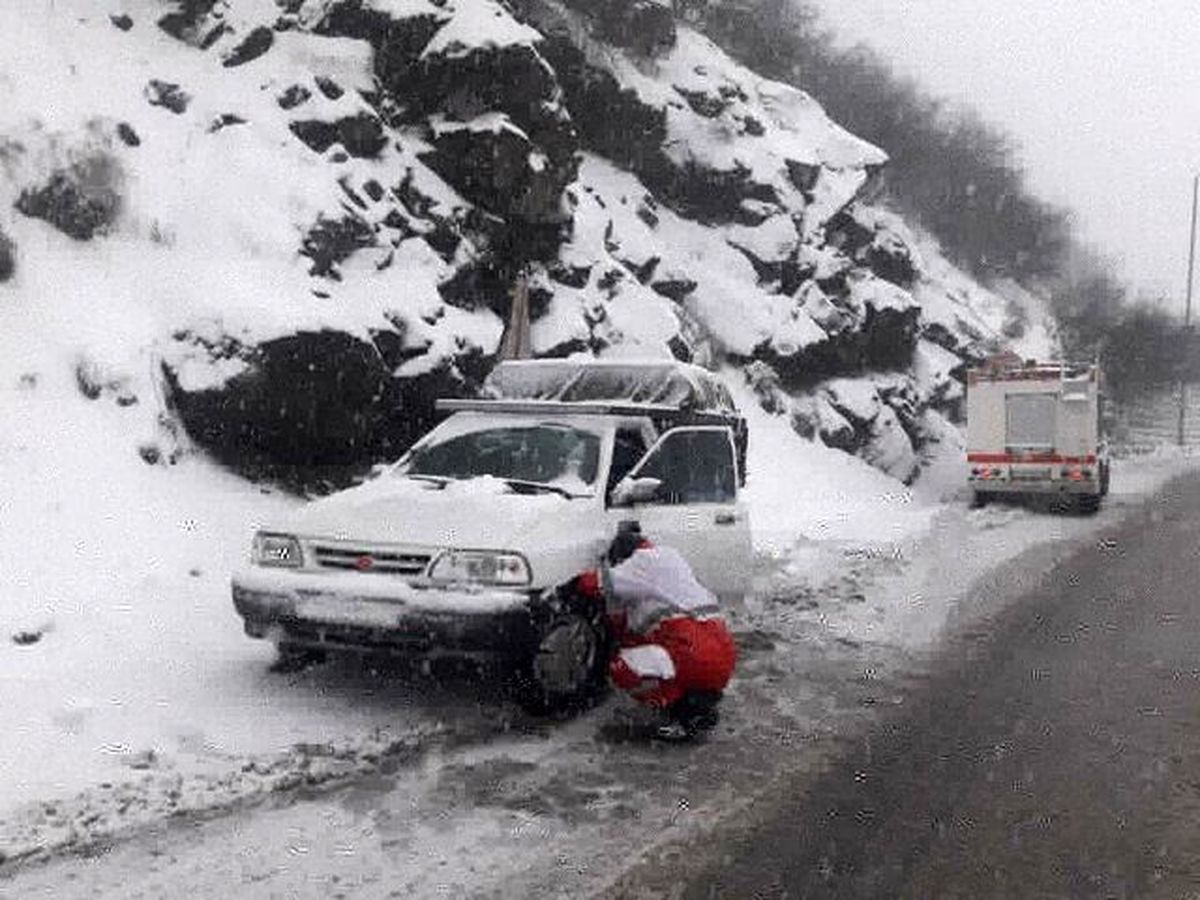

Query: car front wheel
[268,641,326,674]
[513,592,611,716]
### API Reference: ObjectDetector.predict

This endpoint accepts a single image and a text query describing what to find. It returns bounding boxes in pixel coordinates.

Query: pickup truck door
[611,426,751,604]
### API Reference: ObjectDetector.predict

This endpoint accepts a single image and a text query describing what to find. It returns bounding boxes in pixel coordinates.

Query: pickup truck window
[403,425,601,489]
[606,429,649,499]
[632,429,737,505]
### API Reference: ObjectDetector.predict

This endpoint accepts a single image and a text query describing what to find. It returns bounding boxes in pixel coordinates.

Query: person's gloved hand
[576,568,603,600]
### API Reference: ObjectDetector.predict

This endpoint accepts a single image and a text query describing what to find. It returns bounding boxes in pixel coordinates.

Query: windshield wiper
[501,479,577,499]
[404,473,452,487]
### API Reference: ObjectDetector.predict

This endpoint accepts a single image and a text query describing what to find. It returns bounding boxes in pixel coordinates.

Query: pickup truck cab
[232,359,751,710]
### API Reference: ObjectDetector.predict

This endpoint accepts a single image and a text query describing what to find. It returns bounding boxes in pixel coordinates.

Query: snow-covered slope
[0,0,1041,488]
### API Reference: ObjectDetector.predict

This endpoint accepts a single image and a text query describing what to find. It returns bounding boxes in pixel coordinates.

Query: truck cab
[231,359,751,709]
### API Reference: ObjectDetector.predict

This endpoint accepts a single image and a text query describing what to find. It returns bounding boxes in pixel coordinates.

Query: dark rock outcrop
[560,0,676,56]
[316,0,578,231]
[164,330,491,488]
[290,113,386,158]
[299,214,376,279]
[116,123,141,146]
[0,226,15,282]
[421,124,564,226]
[748,301,920,392]
[145,79,191,114]
[222,26,273,67]
[827,206,918,288]
[16,160,122,241]
[277,84,312,109]
[157,0,224,47]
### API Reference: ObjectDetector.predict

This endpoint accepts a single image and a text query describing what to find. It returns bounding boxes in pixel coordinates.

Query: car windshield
[400,424,602,494]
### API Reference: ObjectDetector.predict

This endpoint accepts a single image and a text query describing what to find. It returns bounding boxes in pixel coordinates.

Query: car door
[611,426,751,603]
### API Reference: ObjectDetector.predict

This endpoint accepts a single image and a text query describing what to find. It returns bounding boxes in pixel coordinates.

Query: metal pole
[1187,174,1198,326]
[499,268,531,361]
[1179,174,1198,445]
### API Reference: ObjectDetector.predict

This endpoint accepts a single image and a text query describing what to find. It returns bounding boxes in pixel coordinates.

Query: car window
[630,429,736,504]
[606,428,649,499]
[403,424,601,489]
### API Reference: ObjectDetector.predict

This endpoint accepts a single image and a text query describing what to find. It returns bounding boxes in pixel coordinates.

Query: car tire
[269,641,327,674]
[970,490,992,509]
[513,592,611,716]
[1078,493,1103,515]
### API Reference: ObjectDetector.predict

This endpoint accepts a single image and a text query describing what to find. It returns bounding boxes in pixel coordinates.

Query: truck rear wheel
[970,490,993,509]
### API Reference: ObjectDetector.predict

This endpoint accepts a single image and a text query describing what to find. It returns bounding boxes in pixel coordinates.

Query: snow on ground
[3,444,1194,897]
[5,324,1193,870]
[0,346,508,860]
[731,375,938,554]
[752,450,1200,657]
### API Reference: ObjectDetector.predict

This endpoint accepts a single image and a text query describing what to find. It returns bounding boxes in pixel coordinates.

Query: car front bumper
[231,567,539,660]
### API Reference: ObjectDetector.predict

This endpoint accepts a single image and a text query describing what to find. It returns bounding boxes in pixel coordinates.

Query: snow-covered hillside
[0,0,1050,489]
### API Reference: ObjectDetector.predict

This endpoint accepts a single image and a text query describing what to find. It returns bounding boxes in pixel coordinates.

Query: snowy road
[2,458,1190,898]
[646,468,1200,898]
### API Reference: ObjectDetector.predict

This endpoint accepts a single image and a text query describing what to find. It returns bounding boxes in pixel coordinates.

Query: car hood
[277,475,599,551]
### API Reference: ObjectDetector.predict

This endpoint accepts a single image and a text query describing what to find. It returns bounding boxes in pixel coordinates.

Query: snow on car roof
[483,359,738,414]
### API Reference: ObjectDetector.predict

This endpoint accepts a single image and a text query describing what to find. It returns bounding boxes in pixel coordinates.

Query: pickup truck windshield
[402,424,601,493]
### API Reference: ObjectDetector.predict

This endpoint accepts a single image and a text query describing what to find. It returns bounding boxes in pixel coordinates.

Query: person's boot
[655,691,722,741]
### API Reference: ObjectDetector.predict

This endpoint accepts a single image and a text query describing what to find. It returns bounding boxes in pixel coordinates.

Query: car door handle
[714,512,737,526]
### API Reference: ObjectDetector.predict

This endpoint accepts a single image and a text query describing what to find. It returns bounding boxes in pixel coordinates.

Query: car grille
[309,544,432,577]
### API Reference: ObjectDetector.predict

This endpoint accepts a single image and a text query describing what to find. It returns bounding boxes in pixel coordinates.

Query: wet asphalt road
[682,473,1200,900]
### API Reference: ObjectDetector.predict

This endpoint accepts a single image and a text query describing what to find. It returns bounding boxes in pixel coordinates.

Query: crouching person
[578,524,738,741]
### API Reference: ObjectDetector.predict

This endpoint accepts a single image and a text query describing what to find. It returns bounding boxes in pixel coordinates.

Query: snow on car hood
[275,475,598,551]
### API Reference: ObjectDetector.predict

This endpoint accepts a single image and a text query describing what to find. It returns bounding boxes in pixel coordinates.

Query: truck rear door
[1005,393,1057,454]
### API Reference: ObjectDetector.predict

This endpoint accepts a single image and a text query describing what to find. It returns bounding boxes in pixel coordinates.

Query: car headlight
[252,532,303,568]
[428,550,531,587]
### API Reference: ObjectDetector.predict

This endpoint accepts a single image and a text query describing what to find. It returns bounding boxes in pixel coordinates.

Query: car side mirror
[611,476,662,507]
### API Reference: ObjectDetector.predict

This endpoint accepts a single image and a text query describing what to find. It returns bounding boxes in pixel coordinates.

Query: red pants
[609,617,738,708]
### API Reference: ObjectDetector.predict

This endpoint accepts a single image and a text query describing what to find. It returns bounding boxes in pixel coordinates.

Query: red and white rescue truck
[966,355,1110,511]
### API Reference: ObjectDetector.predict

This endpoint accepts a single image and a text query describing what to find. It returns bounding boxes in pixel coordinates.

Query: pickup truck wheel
[269,642,326,674]
[514,611,610,716]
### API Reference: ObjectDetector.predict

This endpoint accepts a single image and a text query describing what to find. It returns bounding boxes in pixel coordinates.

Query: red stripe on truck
[967,452,1097,464]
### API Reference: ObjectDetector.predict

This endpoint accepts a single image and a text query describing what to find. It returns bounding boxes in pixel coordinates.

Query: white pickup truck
[232,359,751,711]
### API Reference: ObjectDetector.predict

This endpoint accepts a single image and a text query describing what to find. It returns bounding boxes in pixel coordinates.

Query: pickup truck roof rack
[434,398,737,425]
[435,359,749,485]
[480,358,738,415]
